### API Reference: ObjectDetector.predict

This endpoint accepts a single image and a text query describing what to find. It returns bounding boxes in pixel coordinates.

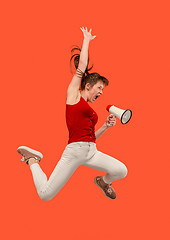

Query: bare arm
[95,124,109,140]
[67,27,96,95]
[78,38,90,73]
[95,115,116,140]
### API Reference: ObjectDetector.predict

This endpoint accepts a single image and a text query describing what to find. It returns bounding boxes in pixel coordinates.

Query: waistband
[67,141,96,147]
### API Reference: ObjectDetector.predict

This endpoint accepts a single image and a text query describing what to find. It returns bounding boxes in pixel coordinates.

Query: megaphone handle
[108,114,115,127]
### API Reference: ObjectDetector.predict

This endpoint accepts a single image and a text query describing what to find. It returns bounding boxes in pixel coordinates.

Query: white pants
[30,142,127,201]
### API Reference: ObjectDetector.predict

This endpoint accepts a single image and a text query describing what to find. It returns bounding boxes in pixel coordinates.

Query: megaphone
[106,105,132,124]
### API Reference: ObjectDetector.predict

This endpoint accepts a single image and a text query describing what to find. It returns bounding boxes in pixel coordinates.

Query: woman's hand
[105,114,117,128]
[80,27,96,42]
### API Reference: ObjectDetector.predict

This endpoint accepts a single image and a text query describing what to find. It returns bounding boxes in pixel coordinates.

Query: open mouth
[94,95,100,101]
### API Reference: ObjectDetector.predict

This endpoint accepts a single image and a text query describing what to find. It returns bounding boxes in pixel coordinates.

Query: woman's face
[87,80,104,103]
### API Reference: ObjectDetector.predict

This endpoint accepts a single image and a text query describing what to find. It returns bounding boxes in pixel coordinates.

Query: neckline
[81,96,88,102]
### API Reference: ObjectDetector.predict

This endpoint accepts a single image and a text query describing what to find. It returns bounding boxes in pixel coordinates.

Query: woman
[17,27,127,201]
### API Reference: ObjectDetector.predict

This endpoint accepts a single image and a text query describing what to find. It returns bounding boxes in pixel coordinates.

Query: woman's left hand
[105,114,116,128]
[80,27,96,41]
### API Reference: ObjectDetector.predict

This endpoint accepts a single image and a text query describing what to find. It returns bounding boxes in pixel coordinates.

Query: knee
[37,190,54,201]
[110,163,128,179]
[119,163,128,179]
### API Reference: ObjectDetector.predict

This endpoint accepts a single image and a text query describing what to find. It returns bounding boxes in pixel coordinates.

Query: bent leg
[84,150,128,184]
[30,153,80,201]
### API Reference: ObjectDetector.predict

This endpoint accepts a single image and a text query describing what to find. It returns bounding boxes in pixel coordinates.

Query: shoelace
[106,183,113,195]
[21,156,25,161]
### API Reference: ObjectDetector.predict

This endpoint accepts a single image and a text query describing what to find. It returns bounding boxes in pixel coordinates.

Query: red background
[0,0,169,239]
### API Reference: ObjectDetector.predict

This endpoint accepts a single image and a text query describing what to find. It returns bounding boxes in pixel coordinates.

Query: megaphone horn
[106,105,132,124]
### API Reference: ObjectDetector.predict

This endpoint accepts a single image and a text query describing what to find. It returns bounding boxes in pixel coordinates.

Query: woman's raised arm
[67,27,96,95]
[78,27,96,72]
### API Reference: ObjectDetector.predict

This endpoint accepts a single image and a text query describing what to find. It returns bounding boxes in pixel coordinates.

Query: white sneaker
[17,146,43,164]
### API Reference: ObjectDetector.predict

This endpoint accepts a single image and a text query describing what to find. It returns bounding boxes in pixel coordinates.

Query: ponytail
[70,45,93,78]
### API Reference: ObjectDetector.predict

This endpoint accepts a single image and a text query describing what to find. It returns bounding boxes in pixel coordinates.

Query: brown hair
[70,45,109,90]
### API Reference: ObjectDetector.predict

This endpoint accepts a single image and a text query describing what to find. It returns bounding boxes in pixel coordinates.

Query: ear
[86,83,91,91]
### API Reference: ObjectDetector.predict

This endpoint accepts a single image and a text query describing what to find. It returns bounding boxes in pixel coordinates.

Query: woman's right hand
[80,27,96,42]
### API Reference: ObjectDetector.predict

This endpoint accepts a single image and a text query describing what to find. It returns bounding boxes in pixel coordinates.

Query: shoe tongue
[101,179,108,187]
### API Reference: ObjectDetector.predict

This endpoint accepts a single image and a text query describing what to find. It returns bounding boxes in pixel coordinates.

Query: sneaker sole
[94,177,116,200]
[17,146,43,161]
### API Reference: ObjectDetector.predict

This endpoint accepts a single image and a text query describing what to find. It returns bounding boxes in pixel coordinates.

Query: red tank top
[66,96,98,144]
